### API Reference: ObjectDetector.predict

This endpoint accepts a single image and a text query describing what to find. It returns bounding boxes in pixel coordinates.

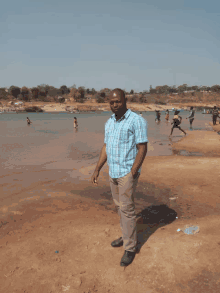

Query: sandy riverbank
[1,101,218,113]
[1,127,220,292]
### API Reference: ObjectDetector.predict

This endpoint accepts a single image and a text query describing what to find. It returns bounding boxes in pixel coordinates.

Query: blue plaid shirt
[104,109,148,178]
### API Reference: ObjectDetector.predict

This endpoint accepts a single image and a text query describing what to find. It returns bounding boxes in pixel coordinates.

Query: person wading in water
[212,106,220,125]
[170,110,186,136]
[26,117,32,125]
[186,106,195,129]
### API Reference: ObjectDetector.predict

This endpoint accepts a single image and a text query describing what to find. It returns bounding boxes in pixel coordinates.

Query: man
[165,109,169,122]
[186,106,195,128]
[91,88,148,267]
[26,117,32,125]
[155,110,161,122]
[212,106,219,125]
[170,110,186,136]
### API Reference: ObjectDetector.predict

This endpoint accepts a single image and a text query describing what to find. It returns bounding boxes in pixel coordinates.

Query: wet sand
[1,118,220,292]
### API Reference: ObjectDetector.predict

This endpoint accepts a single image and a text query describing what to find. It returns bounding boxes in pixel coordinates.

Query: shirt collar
[111,109,131,122]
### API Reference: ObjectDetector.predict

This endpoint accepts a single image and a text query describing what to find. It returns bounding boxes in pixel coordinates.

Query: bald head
[109,88,126,104]
[109,88,127,116]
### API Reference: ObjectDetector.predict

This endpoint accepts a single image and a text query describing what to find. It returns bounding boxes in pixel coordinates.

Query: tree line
[1,83,220,103]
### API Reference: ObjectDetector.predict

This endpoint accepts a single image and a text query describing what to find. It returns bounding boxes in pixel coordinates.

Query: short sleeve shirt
[104,109,148,178]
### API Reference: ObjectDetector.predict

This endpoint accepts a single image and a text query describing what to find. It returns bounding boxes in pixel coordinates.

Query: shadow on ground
[136,204,177,253]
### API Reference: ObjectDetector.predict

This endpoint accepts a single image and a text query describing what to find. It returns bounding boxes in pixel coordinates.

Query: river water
[0,110,214,219]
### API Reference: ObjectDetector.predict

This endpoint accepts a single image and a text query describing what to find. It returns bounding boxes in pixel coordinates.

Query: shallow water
[0,110,214,213]
[0,111,214,172]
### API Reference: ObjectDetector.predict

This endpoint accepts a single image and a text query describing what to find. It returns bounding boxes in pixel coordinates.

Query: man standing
[186,106,195,128]
[155,110,161,122]
[91,88,148,267]
[212,106,219,125]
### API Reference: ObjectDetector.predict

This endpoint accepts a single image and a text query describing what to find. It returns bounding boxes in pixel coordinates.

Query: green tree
[60,85,70,95]
[100,92,106,98]
[31,87,39,100]
[211,85,220,92]
[9,86,20,99]
[78,87,85,102]
[0,88,8,100]
[91,88,96,95]
[96,95,105,103]
[21,86,29,101]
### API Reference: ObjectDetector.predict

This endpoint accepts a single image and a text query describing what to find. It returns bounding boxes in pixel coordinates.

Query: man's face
[109,91,126,114]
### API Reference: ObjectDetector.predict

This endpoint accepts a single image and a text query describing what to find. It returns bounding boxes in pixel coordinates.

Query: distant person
[165,109,169,122]
[91,88,148,267]
[155,110,161,122]
[170,110,186,136]
[212,106,219,125]
[139,112,143,117]
[186,106,195,128]
[73,117,78,129]
[26,117,32,125]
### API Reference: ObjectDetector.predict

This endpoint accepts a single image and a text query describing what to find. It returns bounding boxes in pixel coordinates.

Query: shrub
[130,95,138,102]
[25,106,43,112]
[96,96,105,103]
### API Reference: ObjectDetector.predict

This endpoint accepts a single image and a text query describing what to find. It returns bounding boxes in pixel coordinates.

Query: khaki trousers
[109,171,140,252]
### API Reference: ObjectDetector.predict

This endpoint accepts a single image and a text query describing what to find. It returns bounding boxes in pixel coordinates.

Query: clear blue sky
[1,0,220,92]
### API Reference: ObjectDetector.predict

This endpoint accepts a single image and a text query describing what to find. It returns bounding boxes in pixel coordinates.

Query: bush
[139,96,147,103]
[155,100,167,105]
[96,96,105,103]
[130,95,138,102]
[0,88,8,100]
[25,106,43,112]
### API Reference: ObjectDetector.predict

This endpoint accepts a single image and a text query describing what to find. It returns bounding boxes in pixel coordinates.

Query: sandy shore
[1,126,220,292]
[1,100,218,113]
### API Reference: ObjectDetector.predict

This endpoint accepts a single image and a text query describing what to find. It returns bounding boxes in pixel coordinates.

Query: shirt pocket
[119,129,134,144]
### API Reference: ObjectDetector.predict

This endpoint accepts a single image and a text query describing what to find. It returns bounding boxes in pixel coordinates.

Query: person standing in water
[26,117,32,125]
[186,106,195,128]
[212,106,219,125]
[170,110,186,136]
[73,117,78,130]
[155,110,161,122]
[139,112,143,117]
[165,109,169,122]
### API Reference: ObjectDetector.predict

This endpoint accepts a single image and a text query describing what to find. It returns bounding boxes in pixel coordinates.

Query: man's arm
[131,142,148,177]
[95,144,107,172]
[91,144,107,185]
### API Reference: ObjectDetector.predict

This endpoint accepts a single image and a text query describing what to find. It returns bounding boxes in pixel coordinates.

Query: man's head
[190,106,193,110]
[214,106,217,109]
[109,88,127,115]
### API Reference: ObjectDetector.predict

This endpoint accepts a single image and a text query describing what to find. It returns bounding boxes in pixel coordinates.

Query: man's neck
[115,108,127,121]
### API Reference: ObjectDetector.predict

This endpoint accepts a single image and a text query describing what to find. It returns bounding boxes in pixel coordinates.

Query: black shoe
[120,250,136,266]
[111,237,123,247]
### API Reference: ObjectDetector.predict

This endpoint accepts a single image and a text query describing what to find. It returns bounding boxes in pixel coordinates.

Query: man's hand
[91,170,99,186]
[131,170,139,179]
